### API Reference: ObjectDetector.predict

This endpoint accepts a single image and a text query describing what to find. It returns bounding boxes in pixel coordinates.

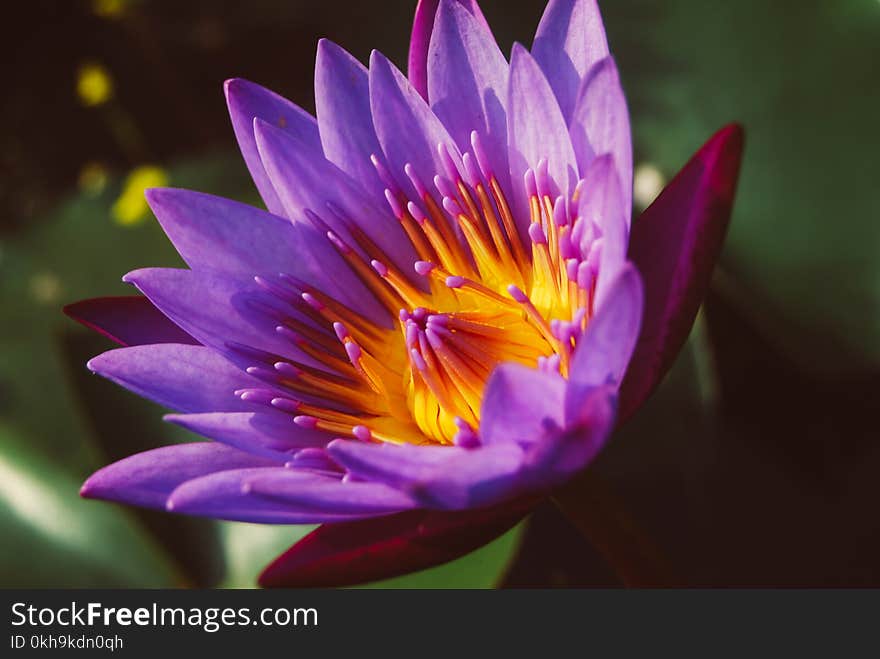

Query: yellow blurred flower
[76,62,114,107]
[91,0,129,19]
[112,166,169,226]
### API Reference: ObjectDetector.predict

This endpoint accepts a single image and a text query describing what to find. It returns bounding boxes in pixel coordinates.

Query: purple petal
[243,470,417,515]
[165,468,361,523]
[165,412,329,461]
[427,0,509,182]
[80,442,278,510]
[224,78,321,216]
[479,363,566,447]
[254,118,416,281]
[578,154,628,308]
[122,267,323,369]
[408,0,490,101]
[64,296,198,347]
[621,125,744,421]
[507,43,577,238]
[570,57,632,215]
[314,40,387,206]
[369,49,462,204]
[567,263,643,400]
[532,0,610,122]
[87,344,264,413]
[529,383,617,484]
[144,187,308,276]
[259,500,534,587]
[327,440,525,510]
[144,188,387,325]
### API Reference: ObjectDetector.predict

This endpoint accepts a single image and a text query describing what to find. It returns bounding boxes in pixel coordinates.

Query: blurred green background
[1,0,878,587]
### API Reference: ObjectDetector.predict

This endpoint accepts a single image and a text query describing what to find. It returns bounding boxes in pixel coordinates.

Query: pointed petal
[480,363,565,447]
[507,43,577,238]
[144,187,307,276]
[64,296,197,347]
[165,412,329,461]
[570,56,632,215]
[259,500,533,587]
[87,344,263,413]
[122,267,321,369]
[144,188,386,324]
[532,0,609,121]
[529,383,616,483]
[224,78,321,216]
[244,470,417,515]
[327,440,525,510]
[568,263,643,396]
[621,125,745,421]
[80,443,278,510]
[254,117,415,283]
[408,0,490,101]
[578,154,628,309]
[370,49,462,204]
[165,468,360,524]
[315,40,387,205]
[428,0,509,180]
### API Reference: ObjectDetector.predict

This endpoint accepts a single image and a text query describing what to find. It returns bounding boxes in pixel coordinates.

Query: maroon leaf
[259,498,536,588]
[620,124,745,421]
[64,296,198,347]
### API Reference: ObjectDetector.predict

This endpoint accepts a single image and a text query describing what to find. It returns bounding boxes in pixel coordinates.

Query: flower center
[242,133,600,446]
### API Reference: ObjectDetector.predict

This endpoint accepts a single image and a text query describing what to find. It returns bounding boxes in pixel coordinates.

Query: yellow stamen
[248,151,599,445]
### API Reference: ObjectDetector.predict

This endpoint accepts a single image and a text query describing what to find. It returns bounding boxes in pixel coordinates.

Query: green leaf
[0,153,258,466]
[605,0,880,366]
[219,523,314,589]
[0,153,263,587]
[0,424,181,587]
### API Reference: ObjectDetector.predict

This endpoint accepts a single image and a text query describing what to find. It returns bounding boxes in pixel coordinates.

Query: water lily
[66,0,742,587]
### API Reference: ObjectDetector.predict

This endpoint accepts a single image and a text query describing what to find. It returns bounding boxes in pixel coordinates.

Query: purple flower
[67,0,743,587]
